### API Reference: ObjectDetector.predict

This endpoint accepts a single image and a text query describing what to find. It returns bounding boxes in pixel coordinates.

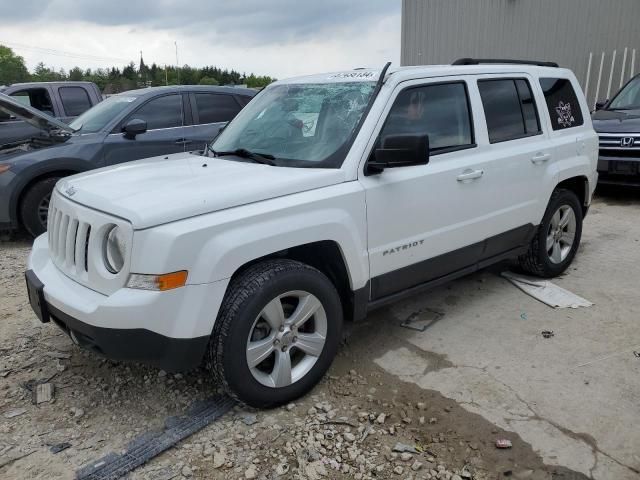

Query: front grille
[45,188,132,296]
[598,133,640,151]
[48,203,93,274]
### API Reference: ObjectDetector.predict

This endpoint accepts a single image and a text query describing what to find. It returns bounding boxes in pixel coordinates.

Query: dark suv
[0,85,255,236]
[592,74,640,186]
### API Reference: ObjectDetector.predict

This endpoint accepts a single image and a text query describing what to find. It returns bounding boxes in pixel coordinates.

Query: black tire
[208,259,343,408]
[518,188,583,278]
[20,177,60,238]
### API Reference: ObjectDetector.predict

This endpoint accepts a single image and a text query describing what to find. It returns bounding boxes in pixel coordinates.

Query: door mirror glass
[368,134,430,174]
[123,118,147,138]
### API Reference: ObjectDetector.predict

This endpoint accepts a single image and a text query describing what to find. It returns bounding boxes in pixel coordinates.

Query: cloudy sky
[0,0,401,79]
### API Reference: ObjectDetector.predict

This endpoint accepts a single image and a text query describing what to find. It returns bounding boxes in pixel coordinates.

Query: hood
[592,108,640,133]
[0,92,75,134]
[57,153,347,229]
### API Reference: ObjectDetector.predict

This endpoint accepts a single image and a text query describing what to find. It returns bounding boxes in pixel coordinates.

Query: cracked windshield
[211,81,376,167]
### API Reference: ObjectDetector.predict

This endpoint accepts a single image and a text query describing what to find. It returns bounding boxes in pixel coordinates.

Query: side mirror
[366,134,430,175]
[595,100,608,111]
[123,118,147,138]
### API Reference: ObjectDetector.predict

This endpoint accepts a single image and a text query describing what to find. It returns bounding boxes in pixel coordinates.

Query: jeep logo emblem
[65,185,77,197]
[620,137,635,148]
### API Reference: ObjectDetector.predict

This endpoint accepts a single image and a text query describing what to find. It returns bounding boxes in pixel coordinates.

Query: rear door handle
[457,169,484,182]
[531,153,551,164]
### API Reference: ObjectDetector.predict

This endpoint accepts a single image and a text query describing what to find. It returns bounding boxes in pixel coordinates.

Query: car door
[185,92,244,149]
[102,93,189,166]
[472,74,556,260]
[361,78,493,300]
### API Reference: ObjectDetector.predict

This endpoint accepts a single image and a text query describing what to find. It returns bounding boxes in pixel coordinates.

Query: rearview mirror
[366,134,429,175]
[123,118,147,138]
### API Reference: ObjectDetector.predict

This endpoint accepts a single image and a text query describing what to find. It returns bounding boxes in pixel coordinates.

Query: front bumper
[27,234,230,372]
[597,156,640,186]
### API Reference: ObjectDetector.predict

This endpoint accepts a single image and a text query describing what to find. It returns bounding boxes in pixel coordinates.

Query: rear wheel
[208,259,343,408]
[20,177,60,237]
[518,188,583,278]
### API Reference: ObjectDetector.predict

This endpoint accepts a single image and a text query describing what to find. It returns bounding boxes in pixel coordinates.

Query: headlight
[103,225,126,274]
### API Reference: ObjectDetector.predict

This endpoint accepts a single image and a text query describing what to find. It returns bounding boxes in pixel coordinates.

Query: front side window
[194,94,241,124]
[608,75,640,110]
[59,86,92,116]
[211,82,376,167]
[69,95,137,133]
[378,82,474,154]
[539,78,584,130]
[478,79,541,143]
[130,94,184,130]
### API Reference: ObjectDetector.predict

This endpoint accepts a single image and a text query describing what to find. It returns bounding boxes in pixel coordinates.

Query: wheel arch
[227,240,365,323]
[555,175,590,216]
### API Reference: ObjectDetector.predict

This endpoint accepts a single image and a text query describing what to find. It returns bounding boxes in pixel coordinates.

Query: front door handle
[174,138,193,145]
[531,153,551,164]
[457,169,484,182]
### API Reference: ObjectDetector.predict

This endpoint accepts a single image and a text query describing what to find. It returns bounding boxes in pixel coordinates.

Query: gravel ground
[0,212,603,479]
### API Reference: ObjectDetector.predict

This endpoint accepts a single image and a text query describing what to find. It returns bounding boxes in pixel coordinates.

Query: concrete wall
[401,0,640,106]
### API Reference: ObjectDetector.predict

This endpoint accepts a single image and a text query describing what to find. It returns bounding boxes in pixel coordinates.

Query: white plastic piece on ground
[501,272,593,309]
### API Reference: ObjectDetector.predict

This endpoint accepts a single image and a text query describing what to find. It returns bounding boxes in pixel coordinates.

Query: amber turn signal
[157,271,188,291]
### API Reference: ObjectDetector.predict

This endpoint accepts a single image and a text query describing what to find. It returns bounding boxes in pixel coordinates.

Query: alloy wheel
[37,193,51,231]
[546,205,576,264]
[246,290,327,388]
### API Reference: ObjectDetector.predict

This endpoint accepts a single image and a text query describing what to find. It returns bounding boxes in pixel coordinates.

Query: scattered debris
[502,271,593,309]
[400,307,444,331]
[393,442,419,454]
[4,407,27,419]
[495,439,513,449]
[239,412,258,426]
[634,351,640,358]
[76,395,234,480]
[541,330,555,339]
[33,382,55,404]
[49,442,72,454]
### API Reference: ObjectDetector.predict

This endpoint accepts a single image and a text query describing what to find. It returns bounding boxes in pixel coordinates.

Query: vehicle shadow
[594,183,640,204]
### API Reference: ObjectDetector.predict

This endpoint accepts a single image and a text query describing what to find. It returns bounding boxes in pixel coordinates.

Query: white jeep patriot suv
[26,59,598,407]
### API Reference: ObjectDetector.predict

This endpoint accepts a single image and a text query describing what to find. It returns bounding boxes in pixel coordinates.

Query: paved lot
[374,188,640,479]
[0,189,638,479]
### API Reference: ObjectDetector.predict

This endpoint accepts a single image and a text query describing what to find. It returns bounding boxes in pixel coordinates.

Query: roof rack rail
[452,58,559,68]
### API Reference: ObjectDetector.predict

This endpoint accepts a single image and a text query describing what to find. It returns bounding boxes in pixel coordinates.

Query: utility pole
[175,41,180,84]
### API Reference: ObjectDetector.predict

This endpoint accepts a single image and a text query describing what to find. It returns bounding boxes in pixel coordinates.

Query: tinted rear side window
[194,94,241,124]
[132,94,183,130]
[478,79,541,143]
[539,78,584,130]
[60,87,92,116]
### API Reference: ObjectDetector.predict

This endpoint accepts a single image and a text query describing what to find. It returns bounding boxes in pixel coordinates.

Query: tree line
[0,45,275,93]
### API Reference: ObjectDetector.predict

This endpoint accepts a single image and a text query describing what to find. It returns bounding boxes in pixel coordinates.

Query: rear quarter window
[539,78,584,130]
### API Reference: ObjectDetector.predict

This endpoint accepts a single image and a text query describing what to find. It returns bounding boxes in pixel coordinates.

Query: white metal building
[401,0,640,107]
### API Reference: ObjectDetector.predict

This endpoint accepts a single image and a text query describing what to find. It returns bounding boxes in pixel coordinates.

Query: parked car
[591,73,640,186]
[0,85,255,236]
[26,60,597,407]
[0,81,102,145]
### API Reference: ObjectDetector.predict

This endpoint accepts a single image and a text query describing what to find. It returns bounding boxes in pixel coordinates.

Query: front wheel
[20,177,60,237]
[518,188,583,278]
[208,259,343,408]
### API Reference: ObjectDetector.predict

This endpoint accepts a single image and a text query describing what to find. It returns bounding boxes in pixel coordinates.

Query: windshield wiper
[213,148,277,166]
